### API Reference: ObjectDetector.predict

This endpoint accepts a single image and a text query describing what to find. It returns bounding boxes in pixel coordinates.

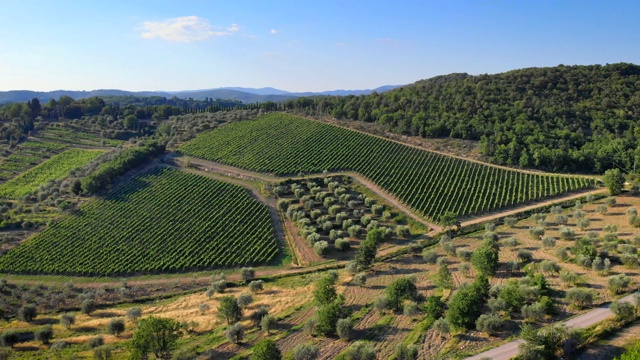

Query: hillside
[180,113,593,223]
[289,63,640,174]
[0,167,279,276]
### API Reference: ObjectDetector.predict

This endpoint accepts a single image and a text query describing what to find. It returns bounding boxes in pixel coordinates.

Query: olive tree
[106,318,125,336]
[60,313,75,330]
[34,326,54,345]
[293,343,319,360]
[126,307,142,323]
[128,317,182,360]
[226,323,244,344]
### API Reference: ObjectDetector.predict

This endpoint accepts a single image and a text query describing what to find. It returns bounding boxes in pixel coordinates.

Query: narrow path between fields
[465,293,638,360]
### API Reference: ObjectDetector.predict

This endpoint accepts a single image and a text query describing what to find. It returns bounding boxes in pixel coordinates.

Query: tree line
[282,63,640,174]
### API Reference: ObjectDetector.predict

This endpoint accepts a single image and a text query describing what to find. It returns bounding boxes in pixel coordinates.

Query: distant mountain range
[0,85,402,104]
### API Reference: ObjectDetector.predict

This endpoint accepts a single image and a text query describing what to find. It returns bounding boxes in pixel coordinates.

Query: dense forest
[284,63,640,174]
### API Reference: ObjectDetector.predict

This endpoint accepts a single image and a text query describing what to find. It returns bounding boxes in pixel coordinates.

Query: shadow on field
[32,317,58,325]
[92,311,121,318]
[106,177,152,203]
[74,326,98,333]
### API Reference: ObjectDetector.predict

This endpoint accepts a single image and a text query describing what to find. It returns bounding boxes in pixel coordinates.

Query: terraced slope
[0,167,279,276]
[0,148,104,198]
[180,113,594,221]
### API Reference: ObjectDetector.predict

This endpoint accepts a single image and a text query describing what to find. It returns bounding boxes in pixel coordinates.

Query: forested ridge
[290,63,640,174]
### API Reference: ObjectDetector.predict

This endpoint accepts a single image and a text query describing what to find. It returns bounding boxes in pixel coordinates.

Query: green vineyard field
[0,167,279,276]
[180,113,594,221]
[0,148,104,199]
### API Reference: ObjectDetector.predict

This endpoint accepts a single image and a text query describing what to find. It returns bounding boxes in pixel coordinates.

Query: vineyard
[0,148,104,199]
[0,167,279,276]
[180,113,595,222]
[0,139,68,182]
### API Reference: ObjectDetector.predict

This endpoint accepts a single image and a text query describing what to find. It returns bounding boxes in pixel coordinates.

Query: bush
[611,301,635,320]
[249,280,265,293]
[126,307,142,323]
[316,301,351,336]
[403,302,420,317]
[528,227,545,240]
[374,297,389,313]
[596,204,608,214]
[394,343,419,360]
[81,299,97,315]
[459,262,471,277]
[226,323,244,344]
[395,225,411,238]
[565,288,594,308]
[577,218,591,231]
[34,326,53,344]
[605,197,617,207]
[60,313,75,330]
[50,340,67,351]
[261,315,276,334]
[106,318,125,336]
[237,293,253,308]
[432,317,450,335]
[335,238,351,251]
[210,279,227,293]
[559,226,575,241]
[422,250,439,264]
[503,236,519,249]
[252,339,282,360]
[521,302,546,322]
[293,343,319,360]
[86,336,104,349]
[93,345,113,360]
[456,248,473,261]
[241,267,256,283]
[542,237,556,249]
[554,214,568,225]
[18,304,37,322]
[352,273,367,287]
[313,241,329,256]
[251,306,269,327]
[503,216,517,227]
[518,249,533,263]
[0,331,19,348]
[304,319,317,336]
[540,260,560,274]
[488,297,508,313]
[608,274,631,294]
[336,318,354,340]
[475,313,504,335]
[344,341,376,360]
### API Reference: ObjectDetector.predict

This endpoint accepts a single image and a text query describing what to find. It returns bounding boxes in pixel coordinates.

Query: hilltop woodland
[281,63,640,174]
[0,64,640,359]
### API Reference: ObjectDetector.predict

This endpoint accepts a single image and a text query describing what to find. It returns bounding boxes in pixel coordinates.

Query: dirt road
[465,293,638,360]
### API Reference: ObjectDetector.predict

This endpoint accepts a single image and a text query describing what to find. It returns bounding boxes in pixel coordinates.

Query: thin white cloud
[141,16,237,42]
[270,29,279,35]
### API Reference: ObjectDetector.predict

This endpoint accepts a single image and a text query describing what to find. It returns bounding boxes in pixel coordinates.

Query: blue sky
[1,1,639,92]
